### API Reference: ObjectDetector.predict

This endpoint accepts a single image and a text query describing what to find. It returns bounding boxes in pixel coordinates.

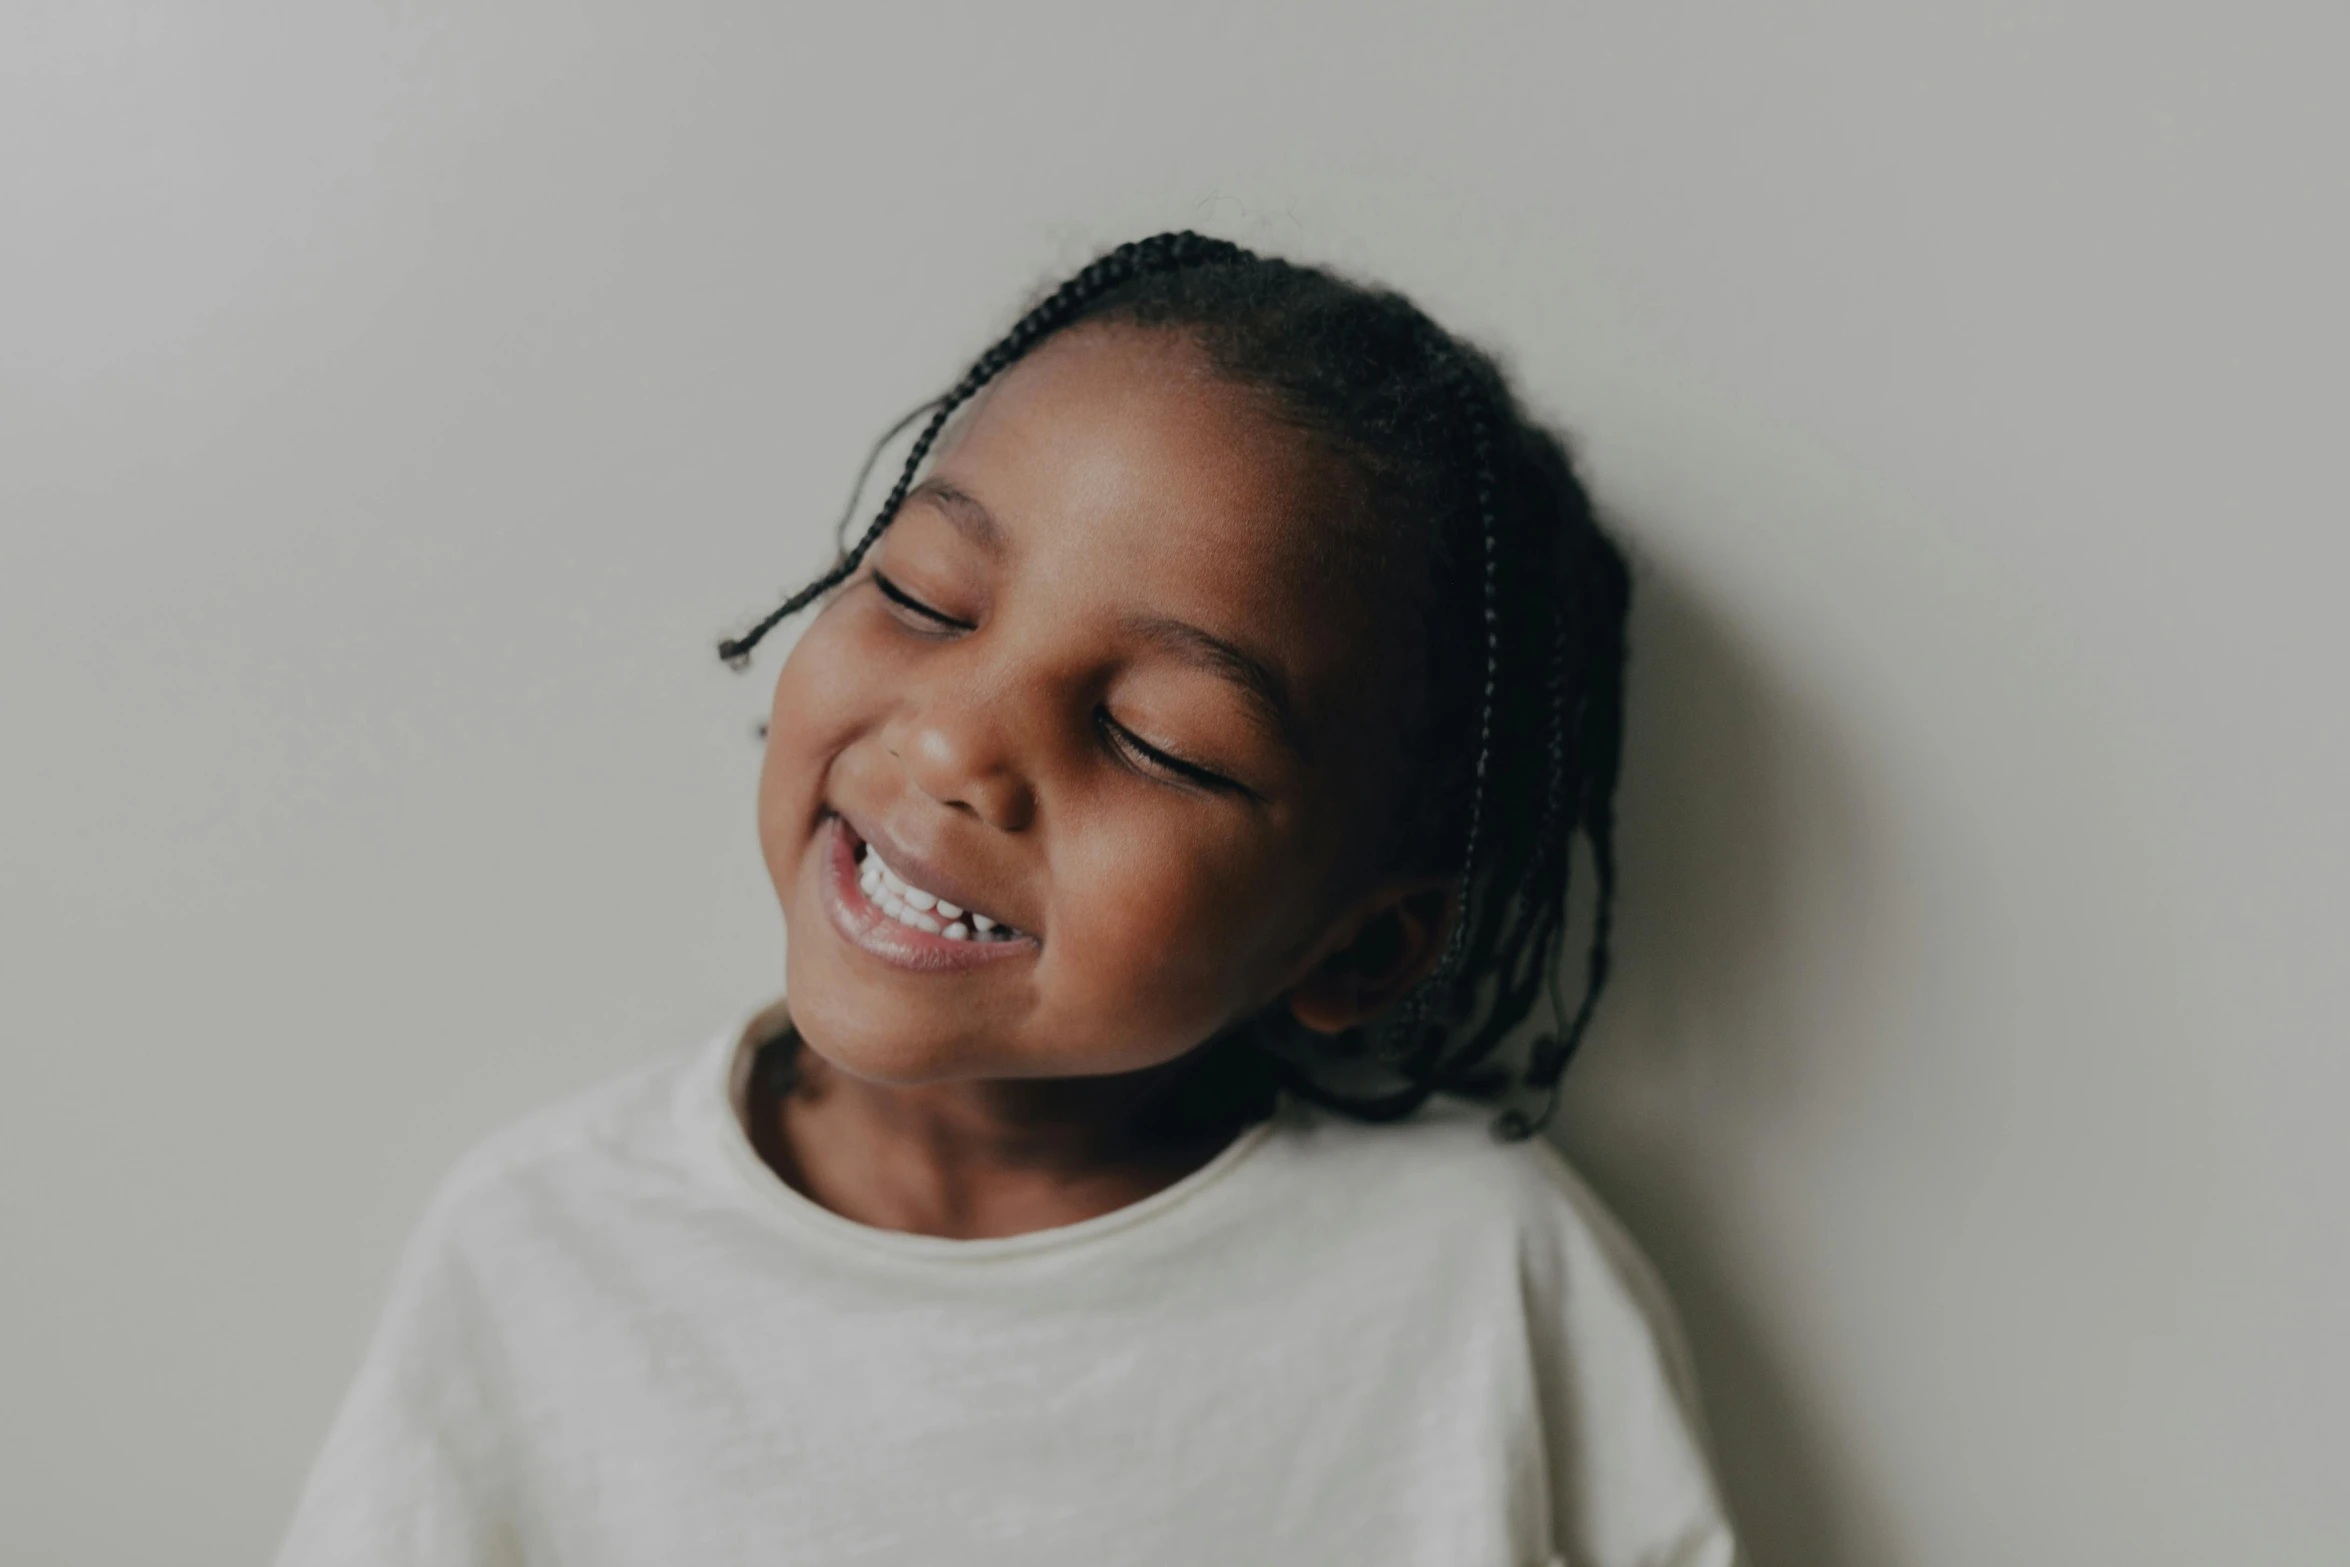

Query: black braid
[1409,352,1502,1043]
[718,234,1633,1140]
[1491,515,1629,1139]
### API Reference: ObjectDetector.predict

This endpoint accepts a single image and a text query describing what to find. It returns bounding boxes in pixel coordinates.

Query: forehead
[925,324,1374,651]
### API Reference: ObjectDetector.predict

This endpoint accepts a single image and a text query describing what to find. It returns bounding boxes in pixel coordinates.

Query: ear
[1285,878,1457,1036]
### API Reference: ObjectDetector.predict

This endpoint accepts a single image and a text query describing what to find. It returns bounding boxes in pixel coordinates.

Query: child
[278,232,1736,1566]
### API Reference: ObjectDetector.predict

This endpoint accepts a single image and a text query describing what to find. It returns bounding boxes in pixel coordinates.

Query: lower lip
[816,815,1038,974]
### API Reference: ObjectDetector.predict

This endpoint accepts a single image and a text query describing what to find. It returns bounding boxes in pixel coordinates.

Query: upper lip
[835,808,1032,936]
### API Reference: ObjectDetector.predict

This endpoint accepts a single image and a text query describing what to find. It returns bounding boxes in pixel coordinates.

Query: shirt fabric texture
[277,1001,1737,1567]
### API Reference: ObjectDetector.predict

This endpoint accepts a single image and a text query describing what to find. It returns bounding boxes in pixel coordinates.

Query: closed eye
[873,571,973,632]
[1095,708,1254,799]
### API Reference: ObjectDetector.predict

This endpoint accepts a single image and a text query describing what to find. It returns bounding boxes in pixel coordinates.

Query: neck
[746,1038,1268,1241]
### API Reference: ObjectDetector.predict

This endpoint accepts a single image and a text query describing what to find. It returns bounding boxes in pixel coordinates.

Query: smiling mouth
[854,840,1026,943]
[818,814,1037,973]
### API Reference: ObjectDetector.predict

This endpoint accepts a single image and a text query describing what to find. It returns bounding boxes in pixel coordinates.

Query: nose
[887,688,1037,833]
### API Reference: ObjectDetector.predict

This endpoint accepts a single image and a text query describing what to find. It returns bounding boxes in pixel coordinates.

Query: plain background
[4,3,2344,1563]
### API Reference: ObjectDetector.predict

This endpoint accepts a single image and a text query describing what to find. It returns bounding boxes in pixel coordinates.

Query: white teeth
[856,842,1019,942]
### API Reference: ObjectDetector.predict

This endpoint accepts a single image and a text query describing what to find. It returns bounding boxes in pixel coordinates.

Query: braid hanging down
[719,232,1632,1139]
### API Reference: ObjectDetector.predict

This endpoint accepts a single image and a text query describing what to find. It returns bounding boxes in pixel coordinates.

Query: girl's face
[759,324,1435,1086]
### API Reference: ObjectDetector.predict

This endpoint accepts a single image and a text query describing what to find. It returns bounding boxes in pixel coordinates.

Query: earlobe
[1286,882,1455,1036]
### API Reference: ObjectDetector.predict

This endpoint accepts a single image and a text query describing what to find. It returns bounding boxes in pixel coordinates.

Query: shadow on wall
[1550,538,1902,1567]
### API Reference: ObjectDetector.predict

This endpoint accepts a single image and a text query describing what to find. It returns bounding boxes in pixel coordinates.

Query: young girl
[278,233,1736,1567]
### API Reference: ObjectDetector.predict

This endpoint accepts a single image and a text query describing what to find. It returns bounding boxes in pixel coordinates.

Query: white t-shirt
[277,1004,1736,1567]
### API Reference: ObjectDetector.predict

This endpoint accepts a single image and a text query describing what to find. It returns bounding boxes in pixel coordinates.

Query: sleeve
[273,1171,524,1567]
[1521,1142,1740,1567]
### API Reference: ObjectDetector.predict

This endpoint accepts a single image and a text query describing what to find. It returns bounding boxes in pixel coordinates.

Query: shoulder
[404,1031,721,1268]
[1280,1102,1733,1566]
[279,1037,731,1563]
[1267,1093,1640,1260]
[1264,1095,1704,1404]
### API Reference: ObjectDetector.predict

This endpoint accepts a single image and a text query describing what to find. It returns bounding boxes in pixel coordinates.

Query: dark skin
[752,324,1453,1239]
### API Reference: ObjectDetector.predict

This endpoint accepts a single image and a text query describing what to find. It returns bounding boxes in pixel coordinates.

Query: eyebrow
[906,479,1003,554]
[1125,613,1312,766]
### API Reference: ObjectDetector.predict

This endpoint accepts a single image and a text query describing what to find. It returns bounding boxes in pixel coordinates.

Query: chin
[801,1019,980,1087]
[776,951,988,1086]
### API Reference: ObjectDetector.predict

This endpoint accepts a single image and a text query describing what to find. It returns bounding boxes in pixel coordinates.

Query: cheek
[755,605,886,877]
[1044,811,1320,1038]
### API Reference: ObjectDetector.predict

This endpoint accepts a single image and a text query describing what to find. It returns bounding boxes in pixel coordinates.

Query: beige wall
[4,4,2343,1563]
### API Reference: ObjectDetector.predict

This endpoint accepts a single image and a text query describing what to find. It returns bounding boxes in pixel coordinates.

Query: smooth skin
[753,324,1452,1239]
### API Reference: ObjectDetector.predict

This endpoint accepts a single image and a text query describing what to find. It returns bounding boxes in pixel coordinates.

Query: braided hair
[721,233,1630,1140]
